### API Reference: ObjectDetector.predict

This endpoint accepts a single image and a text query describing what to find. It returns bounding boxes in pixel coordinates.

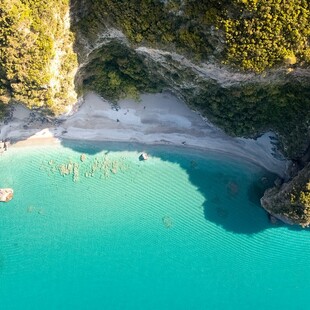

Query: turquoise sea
[0,141,309,310]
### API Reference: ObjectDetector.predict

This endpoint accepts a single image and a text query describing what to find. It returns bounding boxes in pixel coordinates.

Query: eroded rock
[261,163,310,227]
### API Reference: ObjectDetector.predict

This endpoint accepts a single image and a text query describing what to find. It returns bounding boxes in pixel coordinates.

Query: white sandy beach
[0,92,287,176]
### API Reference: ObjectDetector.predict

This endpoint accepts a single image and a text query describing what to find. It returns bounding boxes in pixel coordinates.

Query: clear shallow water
[0,141,309,310]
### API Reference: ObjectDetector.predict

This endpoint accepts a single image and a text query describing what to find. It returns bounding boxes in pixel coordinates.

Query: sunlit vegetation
[224,0,310,72]
[1,0,309,159]
[262,163,310,227]
[74,0,225,61]
[76,0,310,71]
[0,0,77,115]
[290,180,310,226]
[281,164,310,226]
[2,0,309,114]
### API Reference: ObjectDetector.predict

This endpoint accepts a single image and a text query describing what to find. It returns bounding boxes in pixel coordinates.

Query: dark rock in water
[227,181,239,196]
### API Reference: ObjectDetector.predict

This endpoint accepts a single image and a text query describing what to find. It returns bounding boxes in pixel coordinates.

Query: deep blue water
[0,141,309,309]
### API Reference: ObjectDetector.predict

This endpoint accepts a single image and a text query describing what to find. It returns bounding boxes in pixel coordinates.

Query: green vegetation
[224,0,310,72]
[187,78,310,158]
[76,0,310,71]
[80,42,166,101]
[290,180,310,226]
[1,0,309,159]
[2,0,309,115]
[0,0,77,115]
[75,0,224,60]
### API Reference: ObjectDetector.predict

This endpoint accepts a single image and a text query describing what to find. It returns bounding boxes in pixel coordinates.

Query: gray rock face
[261,163,310,227]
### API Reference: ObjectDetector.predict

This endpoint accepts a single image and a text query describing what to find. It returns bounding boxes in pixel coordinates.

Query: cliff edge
[261,163,310,227]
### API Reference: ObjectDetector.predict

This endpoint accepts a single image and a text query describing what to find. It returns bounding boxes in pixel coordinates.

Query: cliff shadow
[181,156,276,234]
[59,139,277,234]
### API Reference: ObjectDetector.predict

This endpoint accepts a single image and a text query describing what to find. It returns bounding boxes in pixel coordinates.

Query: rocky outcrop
[261,163,310,227]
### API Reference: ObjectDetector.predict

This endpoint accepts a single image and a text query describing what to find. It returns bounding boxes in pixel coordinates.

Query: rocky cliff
[261,163,310,227]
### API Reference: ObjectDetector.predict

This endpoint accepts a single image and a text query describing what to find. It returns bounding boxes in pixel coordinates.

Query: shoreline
[1,92,288,176]
[11,136,284,175]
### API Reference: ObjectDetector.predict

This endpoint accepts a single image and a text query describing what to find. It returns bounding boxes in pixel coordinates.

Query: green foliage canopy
[81,42,165,102]
[224,0,310,72]
[0,0,77,114]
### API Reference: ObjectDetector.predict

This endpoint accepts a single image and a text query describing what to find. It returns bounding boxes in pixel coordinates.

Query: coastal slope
[261,163,310,227]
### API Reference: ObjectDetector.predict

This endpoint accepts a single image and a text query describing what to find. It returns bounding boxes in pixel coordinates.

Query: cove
[0,141,309,310]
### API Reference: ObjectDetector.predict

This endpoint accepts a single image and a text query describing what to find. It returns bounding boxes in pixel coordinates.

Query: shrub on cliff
[80,42,166,101]
[0,0,77,115]
[261,163,310,227]
[79,0,310,72]
[224,0,310,72]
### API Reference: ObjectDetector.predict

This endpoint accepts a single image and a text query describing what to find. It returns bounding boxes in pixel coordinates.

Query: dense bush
[224,0,310,72]
[0,0,77,115]
[1,0,309,159]
[75,0,223,61]
[187,77,310,158]
[80,42,166,101]
[77,0,310,71]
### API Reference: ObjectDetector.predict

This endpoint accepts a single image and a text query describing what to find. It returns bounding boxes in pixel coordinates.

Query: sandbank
[0,92,287,176]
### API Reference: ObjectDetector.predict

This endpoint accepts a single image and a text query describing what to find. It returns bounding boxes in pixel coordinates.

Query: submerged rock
[162,216,173,228]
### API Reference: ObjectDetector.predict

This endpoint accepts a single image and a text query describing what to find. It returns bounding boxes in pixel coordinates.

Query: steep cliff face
[0,0,78,115]
[261,163,310,227]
